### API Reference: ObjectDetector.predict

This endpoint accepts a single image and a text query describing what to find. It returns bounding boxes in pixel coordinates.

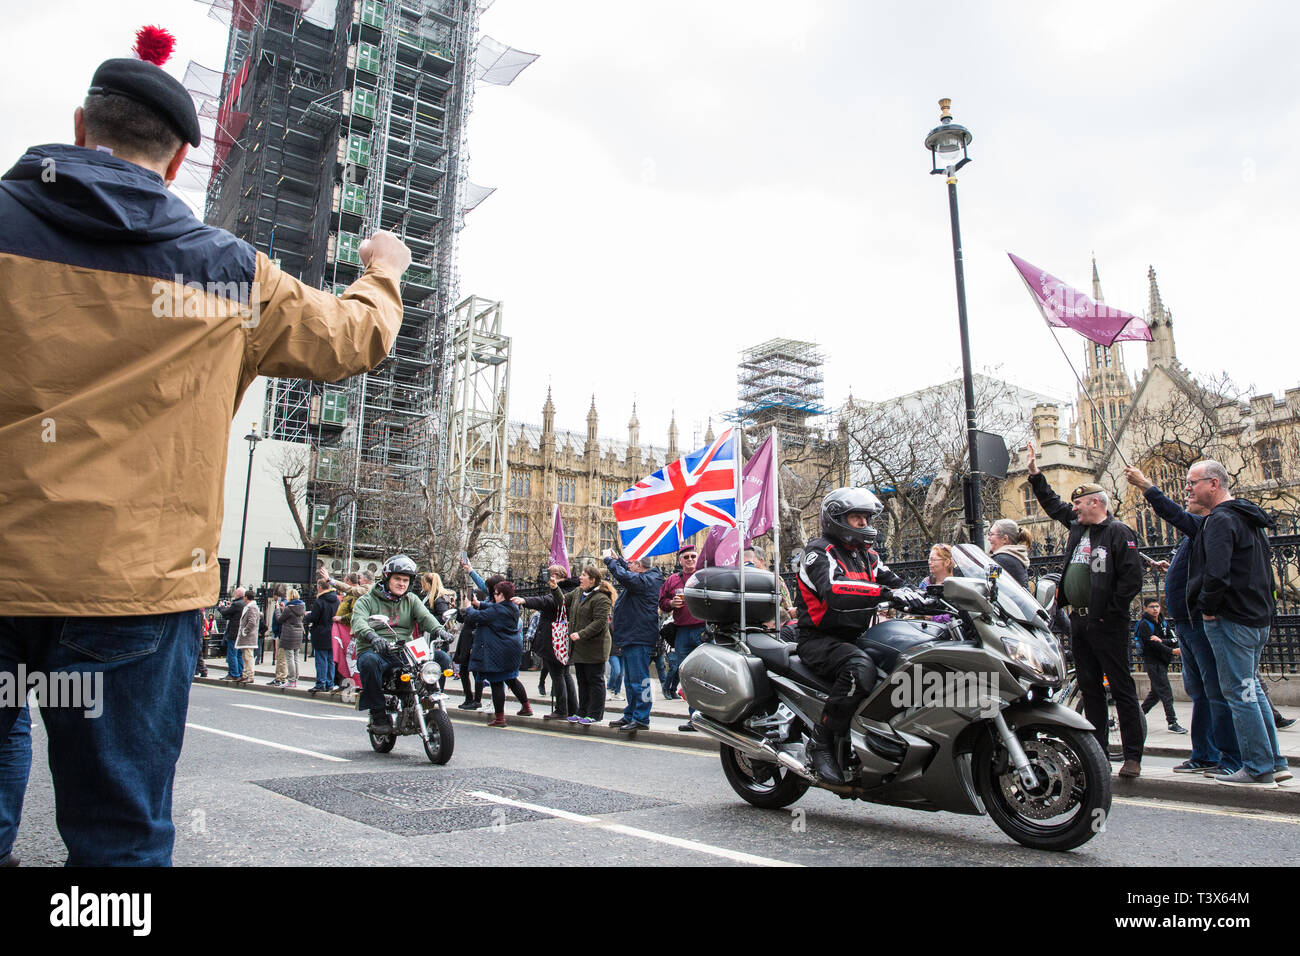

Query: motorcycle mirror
[368,614,390,626]
[1035,578,1057,611]
[940,577,997,618]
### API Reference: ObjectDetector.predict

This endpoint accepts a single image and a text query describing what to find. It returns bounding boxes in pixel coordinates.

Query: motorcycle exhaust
[689,713,817,783]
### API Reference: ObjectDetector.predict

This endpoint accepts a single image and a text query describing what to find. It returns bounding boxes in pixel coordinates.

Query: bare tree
[1122,370,1249,488]
[841,376,1032,558]
[771,428,847,568]
[268,443,371,551]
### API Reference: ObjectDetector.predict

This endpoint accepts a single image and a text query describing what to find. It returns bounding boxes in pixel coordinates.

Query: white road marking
[1113,796,1300,825]
[185,722,350,762]
[233,703,367,722]
[466,790,802,867]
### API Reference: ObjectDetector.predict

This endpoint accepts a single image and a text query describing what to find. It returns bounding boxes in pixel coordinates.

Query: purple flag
[549,506,569,570]
[1008,252,1152,346]
[698,434,777,568]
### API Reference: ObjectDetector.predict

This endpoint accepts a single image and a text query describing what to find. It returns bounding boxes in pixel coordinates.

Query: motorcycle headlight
[420,662,441,684]
[1001,633,1063,684]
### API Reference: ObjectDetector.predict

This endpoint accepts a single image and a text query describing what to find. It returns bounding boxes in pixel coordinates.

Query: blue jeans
[357,649,401,712]
[1204,618,1283,777]
[0,705,31,864]
[0,610,201,866]
[313,647,335,689]
[1173,618,1239,770]
[620,644,653,725]
[607,654,623,692]
[225,635,242,678]
[673,625,706,715]
[651,647,669,692]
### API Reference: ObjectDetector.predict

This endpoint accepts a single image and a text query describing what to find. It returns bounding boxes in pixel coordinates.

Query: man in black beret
[0,48,412,866]
[75,57,201,185]
[1026,442,1146,778]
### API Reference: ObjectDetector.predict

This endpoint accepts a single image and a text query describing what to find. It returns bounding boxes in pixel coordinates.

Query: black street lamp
[924,97,983,546]
[235,422,263,587]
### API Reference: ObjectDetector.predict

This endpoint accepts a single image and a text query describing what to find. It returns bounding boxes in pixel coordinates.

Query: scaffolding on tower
[728,338,829,434]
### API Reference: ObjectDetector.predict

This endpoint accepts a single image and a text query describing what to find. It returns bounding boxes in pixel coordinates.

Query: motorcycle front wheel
[422,706,455,764]
[719,745,808,810]
[973,723,1111,852]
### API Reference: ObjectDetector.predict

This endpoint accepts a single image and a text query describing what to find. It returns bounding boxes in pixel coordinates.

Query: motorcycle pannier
[678,642,772,723]
[682,567,779,625]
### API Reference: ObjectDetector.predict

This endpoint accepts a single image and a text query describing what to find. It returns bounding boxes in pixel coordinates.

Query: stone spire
[1145,266,1178,369]
[1075,257,1132,450]
[585,395,599,460]
[667,411,678,459]
[627,403,641,465]
[704,418,715,444]
[540,386,556,462]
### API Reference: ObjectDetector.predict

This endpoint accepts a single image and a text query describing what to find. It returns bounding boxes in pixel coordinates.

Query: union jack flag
[613,429,738,562]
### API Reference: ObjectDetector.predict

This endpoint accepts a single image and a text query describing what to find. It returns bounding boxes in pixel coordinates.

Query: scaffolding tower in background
[190,0,535,568]
[730,338,829,434]
[446,296,511,549]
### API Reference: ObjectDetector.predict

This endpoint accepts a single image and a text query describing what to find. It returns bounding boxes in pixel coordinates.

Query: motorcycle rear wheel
[422,707,455,764]
[720,745,808,810]
[974,723,1111,852]
[369,731,396,753]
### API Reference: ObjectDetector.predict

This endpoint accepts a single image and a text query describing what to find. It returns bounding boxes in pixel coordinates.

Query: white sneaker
[1214,768,1278,788]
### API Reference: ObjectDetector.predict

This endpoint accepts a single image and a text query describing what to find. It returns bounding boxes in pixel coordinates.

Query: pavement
[200,654,1300,813]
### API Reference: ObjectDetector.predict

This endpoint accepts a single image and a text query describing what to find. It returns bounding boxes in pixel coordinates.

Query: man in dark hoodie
[1125,465,1240,774]
[0,54,408,865]
[1184,460,1286,788]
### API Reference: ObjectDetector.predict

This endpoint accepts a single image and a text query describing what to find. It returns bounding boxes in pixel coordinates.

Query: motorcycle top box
[683,567,779,624]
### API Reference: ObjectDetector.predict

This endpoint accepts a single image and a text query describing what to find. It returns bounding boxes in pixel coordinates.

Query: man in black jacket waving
[1026,442,1144,777]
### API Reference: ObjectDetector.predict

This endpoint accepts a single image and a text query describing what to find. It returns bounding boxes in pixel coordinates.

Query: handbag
[551,606,571,665]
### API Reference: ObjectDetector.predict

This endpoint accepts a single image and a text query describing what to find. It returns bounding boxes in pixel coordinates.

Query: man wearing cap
[0,44,410,864]
[658,544,705,727]
[1027,442,1145,777]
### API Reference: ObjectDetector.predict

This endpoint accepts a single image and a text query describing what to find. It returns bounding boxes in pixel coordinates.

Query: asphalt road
[11,683,1300,867]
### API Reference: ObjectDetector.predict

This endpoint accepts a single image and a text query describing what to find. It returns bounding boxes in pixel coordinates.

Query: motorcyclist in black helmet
[794,487,929,785]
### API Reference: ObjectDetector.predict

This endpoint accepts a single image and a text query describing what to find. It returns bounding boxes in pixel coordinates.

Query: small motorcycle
[366,615,456,764]
[679,546,1112,852]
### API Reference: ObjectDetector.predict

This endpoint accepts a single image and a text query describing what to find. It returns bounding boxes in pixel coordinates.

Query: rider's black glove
[371,636,395,655]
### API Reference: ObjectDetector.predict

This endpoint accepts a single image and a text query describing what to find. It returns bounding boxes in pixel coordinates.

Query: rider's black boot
[368,708,393,734]
[807,721,845,786]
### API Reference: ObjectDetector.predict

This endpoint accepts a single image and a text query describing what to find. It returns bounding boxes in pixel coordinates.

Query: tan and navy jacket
[0,144,403,616]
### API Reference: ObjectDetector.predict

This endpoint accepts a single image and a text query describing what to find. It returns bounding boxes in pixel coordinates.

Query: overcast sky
[5,1,1296,454]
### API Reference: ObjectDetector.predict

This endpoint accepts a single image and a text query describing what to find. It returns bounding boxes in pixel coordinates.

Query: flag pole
[770,425,781,630]
[735,427,746,634]
[1046,326,1131,467]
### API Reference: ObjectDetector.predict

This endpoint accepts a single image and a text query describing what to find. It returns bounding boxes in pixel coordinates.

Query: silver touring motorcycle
[679,544,1111,851]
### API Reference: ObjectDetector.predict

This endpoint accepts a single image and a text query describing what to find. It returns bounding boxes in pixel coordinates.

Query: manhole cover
[254,766,670,835]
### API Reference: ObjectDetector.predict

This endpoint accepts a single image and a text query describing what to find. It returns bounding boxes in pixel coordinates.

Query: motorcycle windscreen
[951,544,1052,631]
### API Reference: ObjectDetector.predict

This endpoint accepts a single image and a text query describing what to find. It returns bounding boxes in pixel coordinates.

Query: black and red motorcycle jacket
[795,536,903,641]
